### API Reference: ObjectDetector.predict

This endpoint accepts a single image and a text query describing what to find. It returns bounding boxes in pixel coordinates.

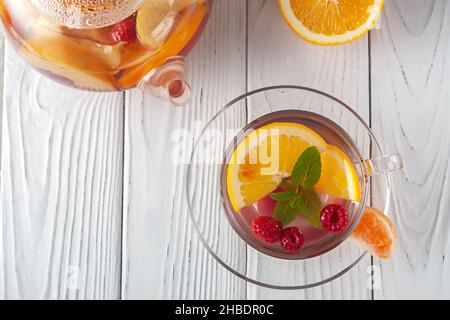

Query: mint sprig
[300,189,323,228]
[291,146,322,189]
[271,146,323,228]
[273,201,298,227]
[270,191,297,202]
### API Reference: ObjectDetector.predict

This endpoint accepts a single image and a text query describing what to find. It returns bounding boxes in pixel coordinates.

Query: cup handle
[364,153,404,176]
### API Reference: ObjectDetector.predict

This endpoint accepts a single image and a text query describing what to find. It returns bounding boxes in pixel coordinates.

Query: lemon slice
[136,0,204,50]
[278,0,384,45]
[315,145,361,202]
[167,0,206,12]
[226,122,328,212]
[136,0,175,50]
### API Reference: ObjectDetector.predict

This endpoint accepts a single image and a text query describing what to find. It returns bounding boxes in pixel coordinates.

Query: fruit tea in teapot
[0,0,211,105]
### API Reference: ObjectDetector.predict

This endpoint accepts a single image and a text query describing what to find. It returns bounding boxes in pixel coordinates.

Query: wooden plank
[122,0,248,299]
[245,0,372,299]
[0,33,4,298]
[0,47,124,299]
[0,34,4,160]
[371,0,450,299]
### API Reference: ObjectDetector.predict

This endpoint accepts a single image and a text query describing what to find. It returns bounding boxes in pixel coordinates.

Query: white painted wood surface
[0,0,448,299]
[0,49,124,299]
[371,0,450,299]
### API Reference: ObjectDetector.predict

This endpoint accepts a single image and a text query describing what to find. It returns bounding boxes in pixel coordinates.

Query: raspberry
[111,17,136,43]
[280,227,304,251]
[251,216,282,244]
[320,204,349,232]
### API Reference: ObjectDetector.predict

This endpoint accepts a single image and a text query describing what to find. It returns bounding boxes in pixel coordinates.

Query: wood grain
[1,0,448,300]
[122,0,248,299]
[0,47,124,299]
[245,0,372,299]
[371,0,450,299]
[0,34,4,160]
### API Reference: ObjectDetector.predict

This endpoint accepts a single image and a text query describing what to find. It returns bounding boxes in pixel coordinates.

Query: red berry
[281,227,305,251]
[111,17,136,43]
[280,227,304,251]
[251,216,282,244]
[320,204,349,232]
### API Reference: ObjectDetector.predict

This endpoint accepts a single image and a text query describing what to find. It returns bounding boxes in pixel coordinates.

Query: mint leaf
[288,195,306,210]
[302,213,322,229]
[274,195,314,226]
[302,211,322,229]
[301,189,323,229]
[274,201,299,226]
[270,191,298,202]
[291,146,322,189]
[303,189,322,214]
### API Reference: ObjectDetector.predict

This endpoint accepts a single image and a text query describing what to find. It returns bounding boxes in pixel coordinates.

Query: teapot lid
[30,0,143,29]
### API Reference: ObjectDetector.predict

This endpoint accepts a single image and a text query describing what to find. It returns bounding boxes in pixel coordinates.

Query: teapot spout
[138,56,191,106]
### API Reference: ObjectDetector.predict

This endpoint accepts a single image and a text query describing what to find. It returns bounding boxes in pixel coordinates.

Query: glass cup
[186,86,403,289]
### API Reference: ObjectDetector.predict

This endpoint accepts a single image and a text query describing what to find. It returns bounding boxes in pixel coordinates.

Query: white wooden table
[0,0,449,300]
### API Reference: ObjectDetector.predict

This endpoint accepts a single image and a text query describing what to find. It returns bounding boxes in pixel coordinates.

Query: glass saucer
[186,86,395,289]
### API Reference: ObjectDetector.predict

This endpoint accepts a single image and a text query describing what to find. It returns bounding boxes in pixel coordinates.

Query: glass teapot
[0,0,212,105]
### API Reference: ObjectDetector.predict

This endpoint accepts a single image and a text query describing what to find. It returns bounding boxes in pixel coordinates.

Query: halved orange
[226,122,329,212]
[350,206,397,260]
[278,0,384,45]
[315,145,362,202]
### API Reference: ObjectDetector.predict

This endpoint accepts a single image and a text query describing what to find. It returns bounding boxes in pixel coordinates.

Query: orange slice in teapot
[118,1,207,89]
[26,17,122,72]
[21,17,118,91]
[19,45,117,91]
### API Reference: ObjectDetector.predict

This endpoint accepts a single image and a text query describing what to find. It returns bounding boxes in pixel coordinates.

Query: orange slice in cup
[315,145,362,202]
[350,206,397,259]
[226,122,328,212]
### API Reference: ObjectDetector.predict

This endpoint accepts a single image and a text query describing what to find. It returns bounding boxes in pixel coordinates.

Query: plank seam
[120,92,126,300]
[368,31,375,301]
